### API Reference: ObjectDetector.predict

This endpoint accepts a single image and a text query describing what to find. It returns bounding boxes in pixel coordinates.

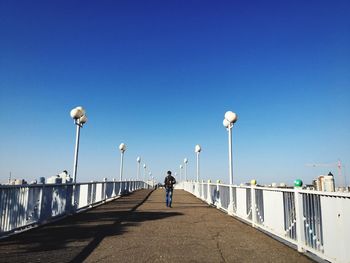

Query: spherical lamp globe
[224,111,238,124]
[70,107,84,119]
[223,119,230,128]
[76,106,85,116]
[79,115,88,124]
[119,143,126,152]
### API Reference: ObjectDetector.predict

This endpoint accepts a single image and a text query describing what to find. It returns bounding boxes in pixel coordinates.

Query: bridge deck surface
[0,189,313,263]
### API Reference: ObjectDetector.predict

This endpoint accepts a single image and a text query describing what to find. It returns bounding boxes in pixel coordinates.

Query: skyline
[0,1,349,185]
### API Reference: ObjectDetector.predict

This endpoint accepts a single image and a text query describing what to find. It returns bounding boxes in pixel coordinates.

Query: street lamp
[70,106,88,183]
[184,158,188,181]
[136,156,141,180]
[195,145,201,182]
[119,143,126,181]
[143,164,147,182]
[179,164,183,181]
[223,110,238,215]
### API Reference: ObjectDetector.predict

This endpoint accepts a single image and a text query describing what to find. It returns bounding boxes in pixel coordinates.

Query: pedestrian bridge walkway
[0,189,312,263]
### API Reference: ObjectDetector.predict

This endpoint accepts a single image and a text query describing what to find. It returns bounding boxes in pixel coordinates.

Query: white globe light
[79,115,88,124]
[224,111,238,124]
[180,164,183,169]
[184,158,188,163]
[76,106,86,116]
[143,164,146,168]
[223,119,230,128]
[137,156,141,162]
[70,107,84,119]
[195,144,201,153]
[119,143,126,152]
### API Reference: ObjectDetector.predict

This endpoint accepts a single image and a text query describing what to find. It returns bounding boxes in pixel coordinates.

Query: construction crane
[305,160,346,187]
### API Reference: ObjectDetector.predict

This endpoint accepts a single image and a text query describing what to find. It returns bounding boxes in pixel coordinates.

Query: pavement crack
[213,231,226,263]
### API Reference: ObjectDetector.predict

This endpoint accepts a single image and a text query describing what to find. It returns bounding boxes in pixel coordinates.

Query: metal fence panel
[320,195,350,263]
[262,190,284,236]
[236,188,247,218]
[218,185,229,210]
[180,181,350,263]
[0,180,146,237]
[283,191,296,240]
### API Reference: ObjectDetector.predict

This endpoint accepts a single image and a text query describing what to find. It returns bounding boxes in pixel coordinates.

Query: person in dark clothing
[164,171,176,207]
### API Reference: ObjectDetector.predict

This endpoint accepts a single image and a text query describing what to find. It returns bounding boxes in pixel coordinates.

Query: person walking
[164,171,176,207]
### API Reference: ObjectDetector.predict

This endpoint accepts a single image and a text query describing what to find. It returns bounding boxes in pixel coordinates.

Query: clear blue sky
[1,1,349,186]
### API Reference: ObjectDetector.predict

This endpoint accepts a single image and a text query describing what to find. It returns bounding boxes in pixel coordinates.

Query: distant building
[46,170,72,184]
[8,179,27,185]
[313,172,335,192]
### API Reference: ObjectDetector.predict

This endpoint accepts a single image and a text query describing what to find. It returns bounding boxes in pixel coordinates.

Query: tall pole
[70,106,87,211]
[223,111,237,216]
[228,124,234,215]
[137,162,140,180]
[73,123,81,183]
[119,151,124,181]
[137,157,141,181]
[196,152,200,182]
[185,163,187,181]
[180,165,183,181]
[228,125,233,185]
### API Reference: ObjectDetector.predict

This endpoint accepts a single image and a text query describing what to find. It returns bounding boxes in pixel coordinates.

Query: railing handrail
[0,180,146,189]
[181,181,350,197]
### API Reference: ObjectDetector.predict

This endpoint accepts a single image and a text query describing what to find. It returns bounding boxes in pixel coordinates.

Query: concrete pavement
[0,189,313,263]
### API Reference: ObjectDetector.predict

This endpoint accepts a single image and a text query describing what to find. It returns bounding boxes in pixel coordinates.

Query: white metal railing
[178,181,350,263]
[0,180,149,237]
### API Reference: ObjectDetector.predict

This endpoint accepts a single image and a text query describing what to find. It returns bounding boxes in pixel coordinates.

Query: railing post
[104,181,107,202]
[207,180,212,204]
[201,180,205,200]
[198,181,200,198]
[294,188,306,252]
[228,184,234,216]
[39,183,46,222]
[112,179,116,197]
[251,185,257,227]
[216,180,222,209]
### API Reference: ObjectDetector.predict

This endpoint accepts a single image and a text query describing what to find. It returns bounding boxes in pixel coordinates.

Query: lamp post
[143,164,147,182]
[195,145,201,182]
[119,143,126,181]
[70,106,87,183]
[223,110,238,215]
[184,158,188,181]
[136,156,141,180]
[179,164,183,181]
